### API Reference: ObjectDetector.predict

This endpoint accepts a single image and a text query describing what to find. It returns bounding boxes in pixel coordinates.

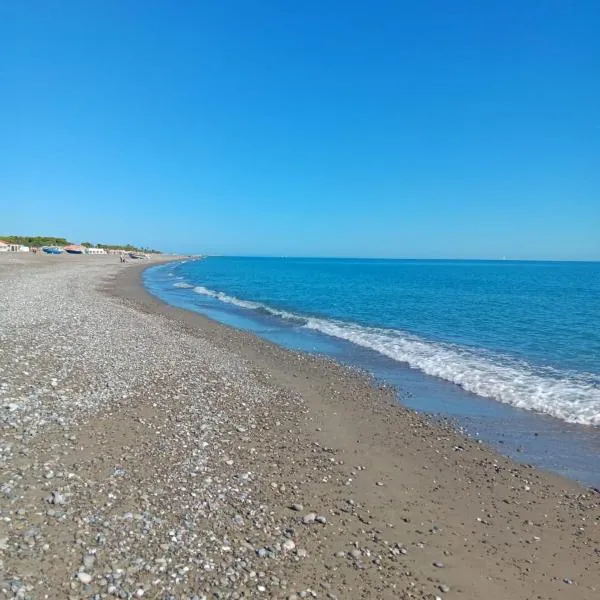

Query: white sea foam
[193,286,302,321]
[173,282,194,288]
[303,319,600,425]
[190,285,600,425]
[193,285,257,309]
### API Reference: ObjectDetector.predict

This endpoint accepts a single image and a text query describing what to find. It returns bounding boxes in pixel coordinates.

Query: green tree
[0,235,71,247]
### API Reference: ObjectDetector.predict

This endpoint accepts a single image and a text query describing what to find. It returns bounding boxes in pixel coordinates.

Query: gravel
[0,260,315,597]
[0,259,416,598]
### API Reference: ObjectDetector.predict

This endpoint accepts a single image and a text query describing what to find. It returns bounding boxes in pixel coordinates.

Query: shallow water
[144,258,600,487]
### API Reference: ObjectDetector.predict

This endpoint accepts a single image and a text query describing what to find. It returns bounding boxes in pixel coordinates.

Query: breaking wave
[191,285,600,425]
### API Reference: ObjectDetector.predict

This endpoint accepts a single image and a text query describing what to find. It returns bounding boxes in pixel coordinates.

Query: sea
[144,257,600,487]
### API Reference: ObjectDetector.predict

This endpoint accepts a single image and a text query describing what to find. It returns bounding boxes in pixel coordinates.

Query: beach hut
[0,240,27,252]
[85,247,107,255]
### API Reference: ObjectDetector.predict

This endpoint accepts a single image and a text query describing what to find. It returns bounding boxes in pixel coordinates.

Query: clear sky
[1,1,598,259]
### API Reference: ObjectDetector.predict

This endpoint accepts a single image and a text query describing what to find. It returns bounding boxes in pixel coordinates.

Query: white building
[0,241,27,252]
[85,247,107,255]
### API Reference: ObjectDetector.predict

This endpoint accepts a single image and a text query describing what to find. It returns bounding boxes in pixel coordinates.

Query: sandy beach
[0,253,598,600]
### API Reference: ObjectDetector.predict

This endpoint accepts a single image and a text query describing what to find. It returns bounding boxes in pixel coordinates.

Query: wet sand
[0,253,598,599]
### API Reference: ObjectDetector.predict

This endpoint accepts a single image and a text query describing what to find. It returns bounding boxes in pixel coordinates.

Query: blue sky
[1,1,598,259]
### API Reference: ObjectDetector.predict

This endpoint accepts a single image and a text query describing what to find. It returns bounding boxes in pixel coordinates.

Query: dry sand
[0,253,598,600]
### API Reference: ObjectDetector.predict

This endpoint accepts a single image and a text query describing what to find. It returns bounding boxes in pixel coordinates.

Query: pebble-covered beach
[0,254,598,600]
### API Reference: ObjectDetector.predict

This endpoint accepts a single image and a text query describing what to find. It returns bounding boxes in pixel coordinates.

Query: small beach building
[0,241,24,252]
[85,247,107,255]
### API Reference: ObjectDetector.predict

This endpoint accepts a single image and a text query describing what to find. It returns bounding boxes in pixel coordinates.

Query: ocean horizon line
[178,254,600,264]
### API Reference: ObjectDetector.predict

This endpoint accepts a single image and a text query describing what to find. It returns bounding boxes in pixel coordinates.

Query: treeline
[0,235,71,246]
[83,242,162,254]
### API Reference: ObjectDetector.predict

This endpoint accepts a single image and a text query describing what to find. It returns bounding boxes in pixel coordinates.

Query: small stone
[439,584,450,593]
[49,491,65,505]
[282,539,296,553]
[302,513,317,524]
[83,555,96,569]
[563,578,573,585]
[77,572,92,584]
[257,548,268,558]
[315,515,327,524]
[433,561,445,568]
[290,503,303,512]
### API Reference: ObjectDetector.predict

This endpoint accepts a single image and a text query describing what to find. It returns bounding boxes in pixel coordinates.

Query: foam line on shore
[188,283,600,425]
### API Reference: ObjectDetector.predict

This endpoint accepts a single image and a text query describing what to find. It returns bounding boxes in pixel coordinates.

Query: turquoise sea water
[144,257,600,485]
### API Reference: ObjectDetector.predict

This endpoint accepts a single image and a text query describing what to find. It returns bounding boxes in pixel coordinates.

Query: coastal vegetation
[1,235,71,247]
[1,235,161,253]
